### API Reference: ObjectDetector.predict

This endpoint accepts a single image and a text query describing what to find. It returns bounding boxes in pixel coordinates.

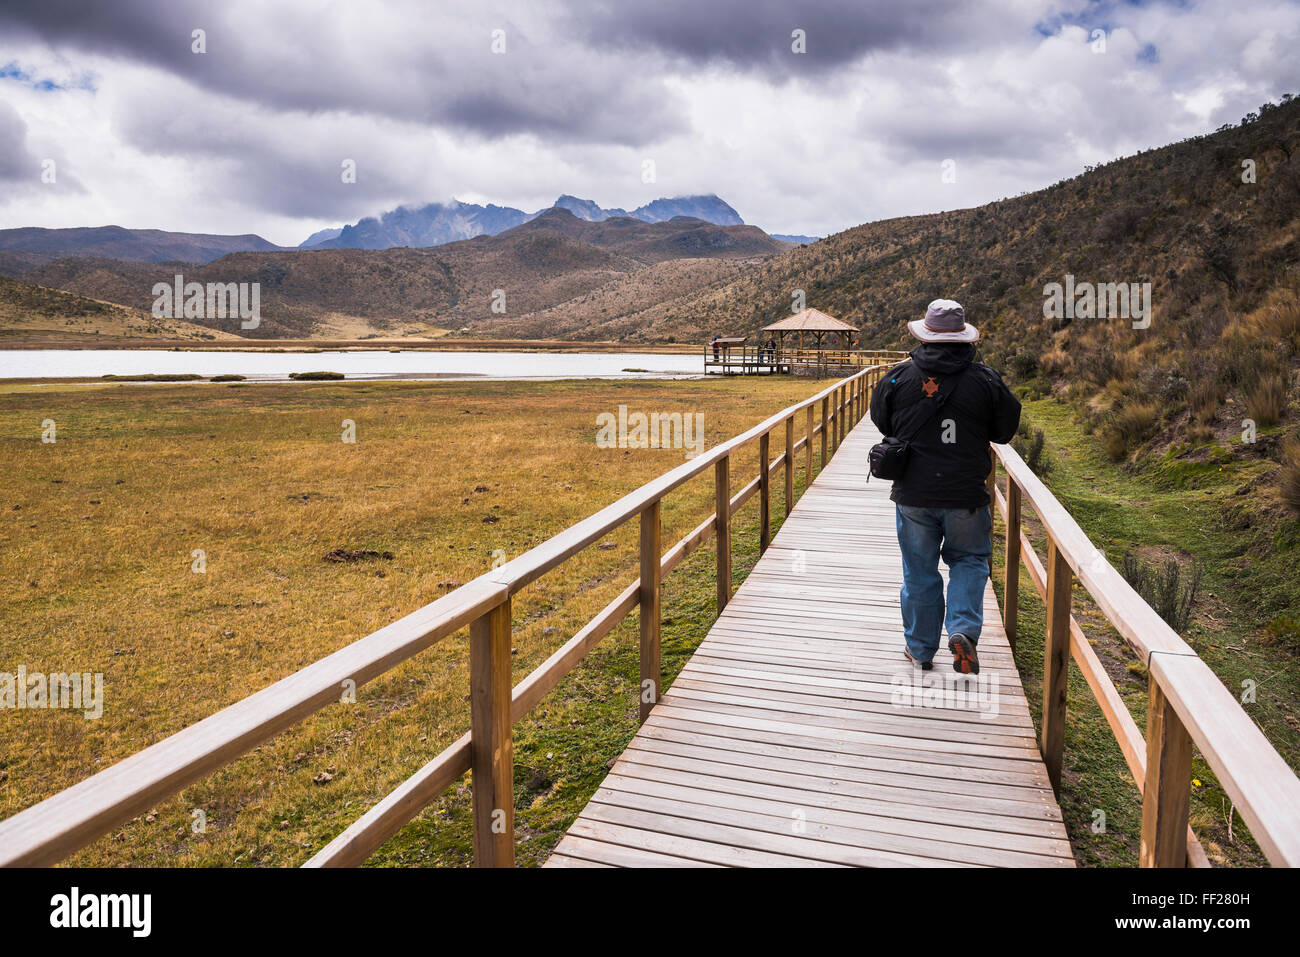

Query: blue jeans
[895,504,992,663]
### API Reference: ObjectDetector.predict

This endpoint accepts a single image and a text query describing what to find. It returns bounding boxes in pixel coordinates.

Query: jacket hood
[909,342,975,375]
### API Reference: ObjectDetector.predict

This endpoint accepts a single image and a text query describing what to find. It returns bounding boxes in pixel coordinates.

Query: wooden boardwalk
[546,418,1074,868]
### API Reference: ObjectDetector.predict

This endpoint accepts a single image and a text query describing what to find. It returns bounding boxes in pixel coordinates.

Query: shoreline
[0,335,702,355]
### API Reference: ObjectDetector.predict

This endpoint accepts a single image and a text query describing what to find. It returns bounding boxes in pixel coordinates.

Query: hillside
[0,225,286,265]
[2,210,787,338]
[0,277,245,342]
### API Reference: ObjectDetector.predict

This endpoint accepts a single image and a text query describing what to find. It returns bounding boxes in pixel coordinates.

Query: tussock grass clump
[1104,400,1160,461]
[1250,283,1300,352]
[1121,550,1202,632]
[1246,372,1288,426]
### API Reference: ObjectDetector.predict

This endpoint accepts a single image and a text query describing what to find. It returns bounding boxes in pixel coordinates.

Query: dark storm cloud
[0,0,687,145]
[562,0,1035,74]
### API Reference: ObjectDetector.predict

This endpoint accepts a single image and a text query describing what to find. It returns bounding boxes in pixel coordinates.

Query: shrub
[1008,352,1039,379]
[1012,421,1053,476]
[1121,550,1202,632]
[210,374,246,382]
[101,373,204,382]
[1246,372,1288,426]
[288,371,345,380]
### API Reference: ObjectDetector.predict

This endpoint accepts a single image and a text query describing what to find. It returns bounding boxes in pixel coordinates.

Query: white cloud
[0,0,1296,245]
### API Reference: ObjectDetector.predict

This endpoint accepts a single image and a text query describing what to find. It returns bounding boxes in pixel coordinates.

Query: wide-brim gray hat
[908,298,979,343]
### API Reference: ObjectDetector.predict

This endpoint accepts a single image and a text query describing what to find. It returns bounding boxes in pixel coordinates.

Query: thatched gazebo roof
[762,309,856,334]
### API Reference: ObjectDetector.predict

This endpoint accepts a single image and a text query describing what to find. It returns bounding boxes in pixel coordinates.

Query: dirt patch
[323,548,394,563]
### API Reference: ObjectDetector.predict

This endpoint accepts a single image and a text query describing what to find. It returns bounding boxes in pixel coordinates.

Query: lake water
[0,349,704,381]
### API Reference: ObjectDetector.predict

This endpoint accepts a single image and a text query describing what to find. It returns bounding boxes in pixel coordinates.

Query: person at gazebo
[763,336,776,363]
[711,335,720,361]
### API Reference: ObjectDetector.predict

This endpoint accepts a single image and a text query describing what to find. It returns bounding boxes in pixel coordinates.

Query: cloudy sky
[0,0,1297,245]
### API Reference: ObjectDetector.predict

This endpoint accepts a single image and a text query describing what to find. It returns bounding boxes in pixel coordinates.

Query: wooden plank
[593,779,1070,867]
[546,834,721,868]
[470,597,513,867]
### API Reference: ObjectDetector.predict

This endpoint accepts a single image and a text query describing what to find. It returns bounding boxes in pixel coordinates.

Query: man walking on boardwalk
[870,300,1021,674]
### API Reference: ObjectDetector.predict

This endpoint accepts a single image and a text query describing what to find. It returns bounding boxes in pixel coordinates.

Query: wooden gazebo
[762,309,857,356]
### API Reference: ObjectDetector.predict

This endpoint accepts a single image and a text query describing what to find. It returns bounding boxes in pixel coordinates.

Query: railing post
[784,415,794,517]
[1042,540,1072,794]
[831,387,839,450]
[820,397,828,468]
[759,431,771,553]
[805,405,814,480]
[1004,475,1021,653]
[986,446,996,504]
[715,456,730,615]
[1140,675,1194,867]
[639,500,661,723]
[470,596,514,867]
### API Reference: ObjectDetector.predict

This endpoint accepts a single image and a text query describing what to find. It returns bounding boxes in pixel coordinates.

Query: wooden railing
[703,344,908,374]
[781,348,908,369]
[0,364,890,868]
[989,443,1300,867]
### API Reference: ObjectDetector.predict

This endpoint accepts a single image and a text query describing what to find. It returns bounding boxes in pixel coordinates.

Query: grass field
[0,374,819,866]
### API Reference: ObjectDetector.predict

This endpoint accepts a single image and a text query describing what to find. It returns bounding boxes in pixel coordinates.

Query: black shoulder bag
[868,368,965,481]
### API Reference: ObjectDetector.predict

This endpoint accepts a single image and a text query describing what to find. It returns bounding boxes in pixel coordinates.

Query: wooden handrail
[991,442,1300,867]
[991,481,1209,867]
[0,362,888,868]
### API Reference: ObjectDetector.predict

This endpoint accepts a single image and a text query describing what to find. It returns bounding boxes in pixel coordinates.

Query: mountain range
[300,194,748,250]
[0,194,785,270]
[0,206,790,338]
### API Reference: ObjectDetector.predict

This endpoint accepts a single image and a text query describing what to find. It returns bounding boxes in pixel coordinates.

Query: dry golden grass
[0,374,821,865]
[1246,371,1289,426]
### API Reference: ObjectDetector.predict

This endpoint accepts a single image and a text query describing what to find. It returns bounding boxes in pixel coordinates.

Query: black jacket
[869,342,1021,508]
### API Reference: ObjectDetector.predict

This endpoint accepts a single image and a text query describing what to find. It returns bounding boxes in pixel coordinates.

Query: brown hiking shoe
[948,634,979,675]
